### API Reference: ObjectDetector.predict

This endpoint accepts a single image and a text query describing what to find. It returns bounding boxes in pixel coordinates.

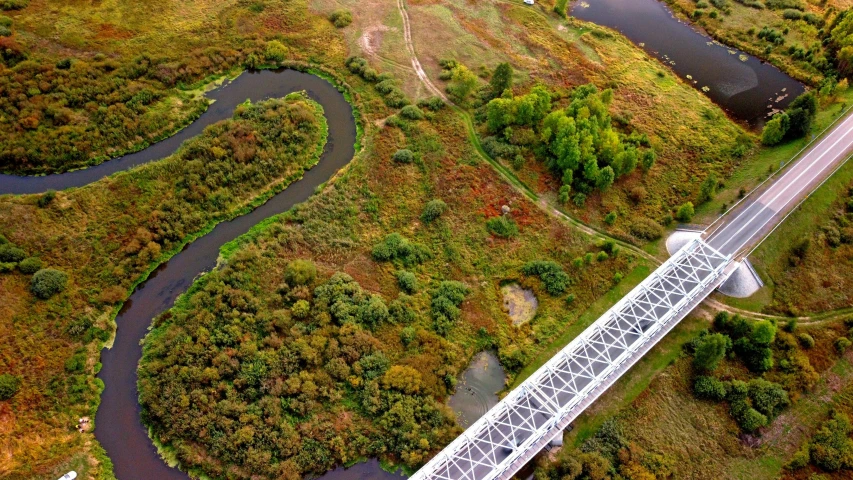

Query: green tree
[698,174,718,204]
[446,64,479,103]
[489,62,513,99]
[693,333,730,372]
[761,112,790,145]
[596,166,615,191]
[675,202,695,222]
[694,375,728,400]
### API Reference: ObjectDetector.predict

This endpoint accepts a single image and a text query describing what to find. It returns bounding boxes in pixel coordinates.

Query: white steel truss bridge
[412,239,732,480]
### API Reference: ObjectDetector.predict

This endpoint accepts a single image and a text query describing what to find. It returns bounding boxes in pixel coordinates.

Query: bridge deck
[412,239,731,480]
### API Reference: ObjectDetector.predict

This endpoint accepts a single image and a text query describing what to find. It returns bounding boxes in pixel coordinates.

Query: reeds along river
[572,0,805,127]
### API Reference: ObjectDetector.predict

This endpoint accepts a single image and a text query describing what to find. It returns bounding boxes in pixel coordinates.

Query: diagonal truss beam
[411,239,731,480]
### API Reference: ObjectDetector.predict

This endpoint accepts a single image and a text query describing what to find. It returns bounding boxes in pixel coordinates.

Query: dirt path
[392,0,661,266]
[395,0,449,102]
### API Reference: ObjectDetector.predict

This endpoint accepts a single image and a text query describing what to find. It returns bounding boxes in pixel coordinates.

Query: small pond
[447,351,507,428]
[571,0,805,127]
[502,283,539,326]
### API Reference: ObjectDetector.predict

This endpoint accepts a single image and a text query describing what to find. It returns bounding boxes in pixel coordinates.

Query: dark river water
[571,0,805,126]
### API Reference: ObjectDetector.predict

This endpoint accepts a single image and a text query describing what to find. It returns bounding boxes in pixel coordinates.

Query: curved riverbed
[572,0,805,127]
[23,69,352,480]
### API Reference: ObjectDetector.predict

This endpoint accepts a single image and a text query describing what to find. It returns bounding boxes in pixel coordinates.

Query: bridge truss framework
[411,239,731,480]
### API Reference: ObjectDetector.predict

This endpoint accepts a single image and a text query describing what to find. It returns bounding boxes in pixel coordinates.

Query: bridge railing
[411,239,731,480]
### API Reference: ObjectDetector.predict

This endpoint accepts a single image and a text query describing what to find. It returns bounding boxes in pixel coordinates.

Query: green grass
[563,315,709,447]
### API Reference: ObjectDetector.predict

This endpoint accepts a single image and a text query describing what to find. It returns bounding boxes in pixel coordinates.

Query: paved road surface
[707,111,853,255]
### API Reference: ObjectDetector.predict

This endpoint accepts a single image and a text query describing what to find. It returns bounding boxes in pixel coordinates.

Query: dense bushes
[430,281,469,335]
[675,202,695,222]
[372,233,431,266]
[139,261,460,479]
[694,375,728,400]
[30,268,68,299]
[521,261,571,296]
[484,83,651,196]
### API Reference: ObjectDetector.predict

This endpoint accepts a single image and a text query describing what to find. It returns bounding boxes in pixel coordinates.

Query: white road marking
[713,120,853,253]
[710,113,853,243]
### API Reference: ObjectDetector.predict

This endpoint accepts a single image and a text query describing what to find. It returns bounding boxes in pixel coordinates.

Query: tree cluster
[139,258,462,479]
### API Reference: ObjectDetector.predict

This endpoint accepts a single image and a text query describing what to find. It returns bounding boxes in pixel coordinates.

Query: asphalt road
[707,111,853,256]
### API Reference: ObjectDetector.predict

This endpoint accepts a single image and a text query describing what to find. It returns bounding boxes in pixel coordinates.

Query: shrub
[604,211,617,225]
[797,332,815,348]
[396,270,418,293]
[675,202,695,222]
[0,243,25,263]
[329,9,353,28]
[37,189,56,208]
[421,199,447,223]
[371,233,430,266]
[694,375,728,400]
[31,268,68,299]
[0,0,28,9]
[486,216,519,238]
[0,15,11,27]
[264,40,288,63]
[0,373,19,400]
[596,251,609,262]
[417,97,445,111]
[522,261,571,296]
[0,24,9,37]
[431,281,469,335]
[693,333,731,372]
[400,105,425,120]
[17,257,42,274]
[392,149,415,164]
[835,337,851,353]
[629,217,664,240]
[738,407,769,432]
[285,259,317,286]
